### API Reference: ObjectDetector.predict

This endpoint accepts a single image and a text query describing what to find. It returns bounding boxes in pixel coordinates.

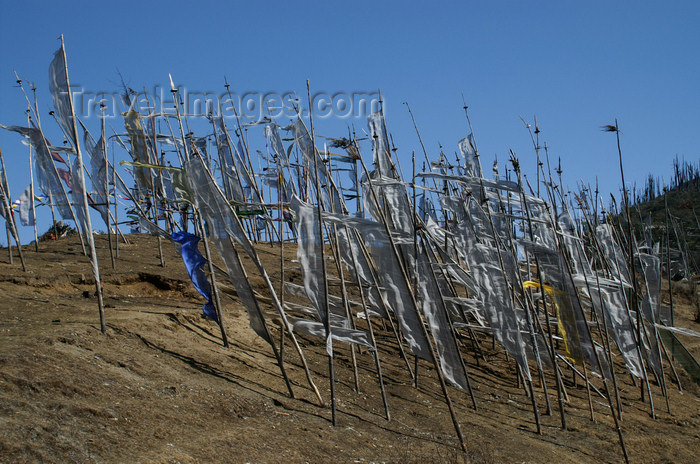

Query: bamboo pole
[307,80,337,425]
[99,103,116,269]
[326,160,361,394]
[226,234,295,398]
[547,176,622,423]
[0,147,27,271]
[521,248,552,415]
[657,324,682,391]
[60,35,106,333]
[355,142,468,453]
[222,80,268,212]
[596,201,656,412]
[329,223,361,393]
[29,106,87,253]
[5,215,13,263]
[345,225,391,420]
[607,120,647,406]
[48,112,90,256]
[168,78,231,347]
[193,155,324,406]
[353,228,415,381]
[590,264,625,420]
[547,200,629,464]
[26,112,39,251]
[196,213,229,348]
[24,80,42,252]
[76,123,129,247]
[517,173,568,430]
[664,191,675,328]
[1,177,15,265]
[463,149,541,434]
[279,172,286,362]
[634,248,671,414]
[112,139,120,258]
[419,230,479,410]
[141,91,167,268]
[412,151,421,390]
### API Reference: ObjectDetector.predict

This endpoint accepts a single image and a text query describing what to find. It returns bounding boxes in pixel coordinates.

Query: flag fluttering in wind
[171,231,218,322]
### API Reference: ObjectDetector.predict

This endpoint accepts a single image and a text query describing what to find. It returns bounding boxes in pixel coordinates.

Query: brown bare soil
[1,234,699,463]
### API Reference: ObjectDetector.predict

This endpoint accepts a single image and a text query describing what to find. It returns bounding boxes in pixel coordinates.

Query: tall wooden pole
[100,102,115,269]
[168,77,230,347]
[326,159,361,393]
[307,80,337,425]
[26,112,39,251]
[0,147,26,271]
[112,139,120,258]
[664,190,674,327]
[191,151,323,405]
[517,173,568,430]
[5,218,13,264]
[60,35,106,333]
[610,120,648,409]
[346,226,391,420]
[355,146,468,453]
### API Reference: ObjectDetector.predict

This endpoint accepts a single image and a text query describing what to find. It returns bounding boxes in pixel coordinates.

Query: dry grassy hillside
[0,234,699,463]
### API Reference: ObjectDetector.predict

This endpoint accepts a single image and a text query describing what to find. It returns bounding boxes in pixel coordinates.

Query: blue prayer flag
[171,231,218,322]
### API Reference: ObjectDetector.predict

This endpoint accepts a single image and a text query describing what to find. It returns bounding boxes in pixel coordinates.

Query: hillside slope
[629,177,700,268]
[0,235,699,463]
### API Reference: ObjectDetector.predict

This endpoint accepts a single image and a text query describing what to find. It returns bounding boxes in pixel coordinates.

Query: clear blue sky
[1,1,699,244]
